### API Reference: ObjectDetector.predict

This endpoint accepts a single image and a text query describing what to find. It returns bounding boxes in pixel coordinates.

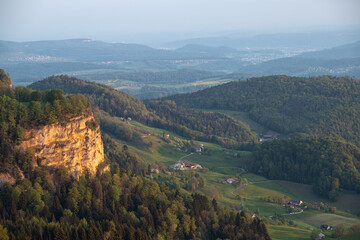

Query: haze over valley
[1,0,360,239]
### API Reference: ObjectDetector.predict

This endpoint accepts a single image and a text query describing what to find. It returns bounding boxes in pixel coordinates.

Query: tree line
[166,75,360,146]
[0,70,271,239]
[29,75,258,147]
[0,82,90,175]
[251,137,360,201]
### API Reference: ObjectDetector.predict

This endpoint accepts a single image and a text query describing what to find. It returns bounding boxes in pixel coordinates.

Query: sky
[1,0,360,44]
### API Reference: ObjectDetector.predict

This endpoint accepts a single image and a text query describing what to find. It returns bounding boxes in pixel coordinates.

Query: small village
[170,160,202,170]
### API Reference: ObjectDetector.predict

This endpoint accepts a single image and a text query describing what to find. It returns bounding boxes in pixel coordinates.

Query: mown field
[300,214,360,227]
[267,225,311,240]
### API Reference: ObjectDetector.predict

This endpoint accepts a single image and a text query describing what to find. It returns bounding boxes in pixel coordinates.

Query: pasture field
[300,213,360,228]
[337,233,360,240]
[105,119,360,240]
[267,225,311,240]
[276,181,360,215]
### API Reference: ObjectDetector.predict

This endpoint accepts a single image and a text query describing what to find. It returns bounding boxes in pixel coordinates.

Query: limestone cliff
[18,115,105,177]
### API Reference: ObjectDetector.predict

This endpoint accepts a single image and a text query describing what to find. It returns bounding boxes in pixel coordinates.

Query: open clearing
[267,225,311,240]
[276,181,360,215]
[300,213,360,227]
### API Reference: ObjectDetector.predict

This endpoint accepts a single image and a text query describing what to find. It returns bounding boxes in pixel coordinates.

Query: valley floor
[104,118,360,240]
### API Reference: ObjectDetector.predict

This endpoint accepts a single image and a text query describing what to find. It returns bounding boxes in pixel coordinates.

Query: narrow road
[179,153,194,161]
[231,183,247,196]
[281,209,304,216]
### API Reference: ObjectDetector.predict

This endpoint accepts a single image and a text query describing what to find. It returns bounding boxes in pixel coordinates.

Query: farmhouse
[259,130,280,142]
[285,204,295,209]
[195,144,204,153]
[259,135,278,142]
[225,178,237,184]
[170,160,202,170]
[182,160,202,169]
[316,233,325,240]
[320,224,332,230]
[289,200,303,206]
[195,146,202,153]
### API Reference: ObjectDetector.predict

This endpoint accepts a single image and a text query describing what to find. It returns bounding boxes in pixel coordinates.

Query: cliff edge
[18,114,105,178]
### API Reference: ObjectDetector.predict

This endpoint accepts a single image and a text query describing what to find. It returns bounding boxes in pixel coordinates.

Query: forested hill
[0,71,271,239]
[29,75,150,121]
[0,69,12,91]
[252,137,360,201]
[29,75,257,146]
[298,40,360,59]
[146,100,258,145]
[166,75,360,146]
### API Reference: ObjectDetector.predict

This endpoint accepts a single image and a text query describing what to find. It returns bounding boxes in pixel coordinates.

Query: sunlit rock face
[18,114,105,178]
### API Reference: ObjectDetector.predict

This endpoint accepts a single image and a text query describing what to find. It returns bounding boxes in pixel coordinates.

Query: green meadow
[104,118,360,240]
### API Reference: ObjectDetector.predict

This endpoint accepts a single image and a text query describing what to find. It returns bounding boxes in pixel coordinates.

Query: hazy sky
[1,0,360,43]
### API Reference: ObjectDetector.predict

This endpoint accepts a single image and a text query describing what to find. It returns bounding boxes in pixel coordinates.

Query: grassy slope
[276,181,360,215]
[101,115,360,240]
[267,225,311,240]
[338,233,360,240]
[300,213,360,227]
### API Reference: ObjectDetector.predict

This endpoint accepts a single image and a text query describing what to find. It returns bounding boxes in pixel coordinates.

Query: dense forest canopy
[29,75,257,146]
[0,70,271,239]
[146,100,257,145]
[0,85,91,179]
[252,137,360,201]
[166,75,360,146]
[29,75,149,121]
[0,69,12,93]
[0,161,271,239]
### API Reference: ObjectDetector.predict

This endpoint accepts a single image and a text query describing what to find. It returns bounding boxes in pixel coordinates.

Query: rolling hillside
[29,75,257,146]
[298,40,360,59]
[165,75,360,146]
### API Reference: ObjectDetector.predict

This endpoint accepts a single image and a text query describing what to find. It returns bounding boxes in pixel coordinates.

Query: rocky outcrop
[0,69,13,91]
[0,173,17,186]
[18,115,105,178]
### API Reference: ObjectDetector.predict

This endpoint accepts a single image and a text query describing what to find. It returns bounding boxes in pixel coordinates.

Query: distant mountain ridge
[0,39,171,62]
[3,36,360,87]
[165,31,360,49]
[0,39,239,63]
[237,57,360,76]
[298,40,360,59]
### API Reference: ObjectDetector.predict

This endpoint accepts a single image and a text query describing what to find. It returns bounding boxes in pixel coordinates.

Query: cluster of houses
[285,200,303,208]
[170,160,202,170]
[284,200,304,214]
